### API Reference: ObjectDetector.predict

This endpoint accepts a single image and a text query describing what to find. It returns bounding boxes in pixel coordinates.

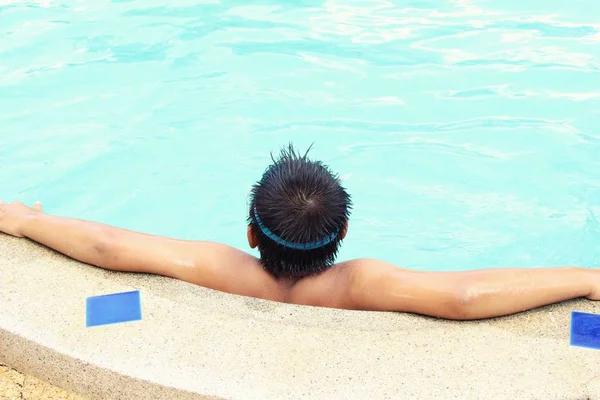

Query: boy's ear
[341,221,348,240]
[247,225,258,248]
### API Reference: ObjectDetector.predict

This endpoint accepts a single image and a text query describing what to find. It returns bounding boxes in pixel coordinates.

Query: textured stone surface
[0,365,23,400]
[1,234,600,400]
[1,364,87,400]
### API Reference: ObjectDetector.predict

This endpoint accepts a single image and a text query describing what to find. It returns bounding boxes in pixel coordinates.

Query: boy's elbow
[441,286,485,320]
[91,230,118,268]
[443,300,477,320]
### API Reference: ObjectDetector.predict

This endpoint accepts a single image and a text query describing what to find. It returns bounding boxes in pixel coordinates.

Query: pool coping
[1,235,600,399]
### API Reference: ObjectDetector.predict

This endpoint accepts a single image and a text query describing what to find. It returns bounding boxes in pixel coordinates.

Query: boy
[0,145,598,320]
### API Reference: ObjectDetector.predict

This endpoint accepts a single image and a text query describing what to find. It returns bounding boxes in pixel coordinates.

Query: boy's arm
[0,201,283,301]
[291,259,598,320]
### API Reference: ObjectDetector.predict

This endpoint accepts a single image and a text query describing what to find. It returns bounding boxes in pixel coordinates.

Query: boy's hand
[0,200,43,237]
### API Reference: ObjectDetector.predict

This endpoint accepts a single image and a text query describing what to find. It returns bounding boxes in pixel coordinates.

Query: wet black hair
[247,143,352,277]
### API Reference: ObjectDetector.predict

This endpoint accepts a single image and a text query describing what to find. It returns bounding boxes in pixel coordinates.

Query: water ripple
[1,0,599,269]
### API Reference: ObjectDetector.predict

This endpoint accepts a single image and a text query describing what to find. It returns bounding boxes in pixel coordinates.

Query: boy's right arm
[290,258,598,320]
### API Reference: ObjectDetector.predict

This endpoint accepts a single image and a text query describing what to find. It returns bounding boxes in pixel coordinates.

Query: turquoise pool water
[1,0,600,271]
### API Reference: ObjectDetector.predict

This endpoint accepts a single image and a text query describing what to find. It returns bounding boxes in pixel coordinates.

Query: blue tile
[86,290,142,327]
[570,311,600,350]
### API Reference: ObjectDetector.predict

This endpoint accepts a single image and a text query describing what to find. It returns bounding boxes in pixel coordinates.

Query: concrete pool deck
[1,364,87,399]
[1,234,599,399]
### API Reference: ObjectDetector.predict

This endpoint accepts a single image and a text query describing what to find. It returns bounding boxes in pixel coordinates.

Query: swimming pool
[1,0,599,272]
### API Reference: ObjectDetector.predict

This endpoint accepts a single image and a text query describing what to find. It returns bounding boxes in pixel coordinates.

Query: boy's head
[247,144,352,278]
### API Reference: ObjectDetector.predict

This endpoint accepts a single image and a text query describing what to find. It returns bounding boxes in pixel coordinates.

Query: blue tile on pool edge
[570,311,600,350]
[86,290,142,327]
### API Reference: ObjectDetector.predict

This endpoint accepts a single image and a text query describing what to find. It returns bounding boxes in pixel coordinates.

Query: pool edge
[2,235,600,399]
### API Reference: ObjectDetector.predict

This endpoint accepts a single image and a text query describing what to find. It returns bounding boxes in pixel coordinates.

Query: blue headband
[253,207,338,251]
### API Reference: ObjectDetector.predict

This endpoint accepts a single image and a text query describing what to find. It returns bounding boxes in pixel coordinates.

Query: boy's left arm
[0,201,283,301]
